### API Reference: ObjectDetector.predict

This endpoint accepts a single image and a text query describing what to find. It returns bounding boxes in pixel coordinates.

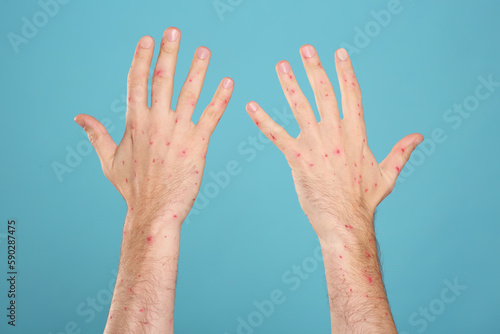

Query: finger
[299,44,341,127]
[276,60,317,130]
[127,36,155,114]
[335,48,365,130]
[379,133,424,187]
[175,46,211,122]
[196,77,234,138]
[74,114,118,175]
[151,27,181,110]
[246,101,293,151]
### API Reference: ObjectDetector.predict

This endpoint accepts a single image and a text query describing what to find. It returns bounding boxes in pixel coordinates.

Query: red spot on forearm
[122,161,125,165]
[395,166,401,172]
[324,154,328,157]
[152,159,155,163]
[270,133,276,140]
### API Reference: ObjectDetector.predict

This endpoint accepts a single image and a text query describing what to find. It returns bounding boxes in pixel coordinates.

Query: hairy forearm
[314,212,396,334]
[104,209,182,334]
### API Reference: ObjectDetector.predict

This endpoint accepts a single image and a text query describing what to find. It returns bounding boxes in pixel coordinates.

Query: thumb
[74,114,117,172]
[379,133,424,186]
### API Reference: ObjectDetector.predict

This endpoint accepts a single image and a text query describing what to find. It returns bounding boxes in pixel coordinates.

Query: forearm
[104,210,182,334]
[314,213,396,334]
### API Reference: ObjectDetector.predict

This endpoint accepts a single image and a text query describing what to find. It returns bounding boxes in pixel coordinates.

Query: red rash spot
[142,130,145,135]
[270,133,276,140]
[365,188,368,192]
[401,148,405,153]
[146,236,153,244]
[124,307,127,310]
[296,153,301,157]
[161,42,165,46]
[131,125,134,129]
[352,83,356,86]
[395,166,401,172]
[154,100,158,103]
[363,139,366,142]
[325,94,329,97]
[368,276,373,283]
[371,162,374,166]
[358,113,361,116]
[364,318,366,321]
[131,207,134,211]
[289,75,293,79]
[385,313,388,316]
[195,170,199,174]
[189,79,192,82]
[379,297,383,300]
[339,255,343,259]
[153,159,155,163]
[290,89,295,94]
[125,178,128,183]
[122,161,125,165]
[307,122,310,125]
[340,268,342,270]
[354,163,357,167]
[145,322,148,324]
[366,294,369,298]
[325,154,328,157]
[309,164,314,167]
[192,198,196,201]
[350,288,352,292]
[140,309,143,312]
[110,316,112,319]
[255,121,259,125]
[363,155,365,159]
[128,97,131,102]
[344,79,347,82]
[224,99,228,104]
[130,288,133,292]
[173,215,177,218]
[357,104,360,107]
[374,183,377,187]
[336,150,341,154]
[175,119,178,123]
[138,275,141,277]
[320,80,323,84]
[344,245,347,248]
[167,142,170,146]
[161,160,164,164]
[182,150,186,154]
[134,160,137,163]
[294,102,297,106]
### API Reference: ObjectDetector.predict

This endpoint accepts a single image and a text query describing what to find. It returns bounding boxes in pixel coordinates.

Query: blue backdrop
[1,0,499,333]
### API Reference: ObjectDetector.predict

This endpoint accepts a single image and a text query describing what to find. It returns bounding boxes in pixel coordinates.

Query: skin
[74,27,234,333]
[246,45,423,333]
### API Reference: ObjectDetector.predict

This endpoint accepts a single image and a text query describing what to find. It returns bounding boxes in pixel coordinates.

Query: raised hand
[247,45,422,333]
[75,27,234,333]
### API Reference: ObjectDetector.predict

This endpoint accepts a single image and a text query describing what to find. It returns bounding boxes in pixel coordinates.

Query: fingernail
[247,102,258,113]
[278,61,290,74]
[74,116,85,128]
[337,48,348,61]
[140,36,153,49]
[166,28,179,42]
[197,47,209,60]
[302,45,316,58]
[223,78,233,89]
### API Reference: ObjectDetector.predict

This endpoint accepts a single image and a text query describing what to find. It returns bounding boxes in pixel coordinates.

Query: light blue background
[1,0,499,333]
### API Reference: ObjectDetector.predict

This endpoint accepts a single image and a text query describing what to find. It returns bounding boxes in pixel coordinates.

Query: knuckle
[295,100,311,114]
[161,43,177,55]
[179,88,197,102]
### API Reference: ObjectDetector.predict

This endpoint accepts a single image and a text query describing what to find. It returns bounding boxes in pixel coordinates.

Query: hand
[75,28,234,223]
[246,45,422,238]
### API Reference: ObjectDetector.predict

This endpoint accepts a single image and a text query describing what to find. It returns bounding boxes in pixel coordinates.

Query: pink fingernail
[337,48,348,61]
[223,78,233,89]
[247,102,258,113]
[166,28,179,42]
[140,36,153,49]
[302,45,316,58]
[197,47,209,59]
[278,61,290,74]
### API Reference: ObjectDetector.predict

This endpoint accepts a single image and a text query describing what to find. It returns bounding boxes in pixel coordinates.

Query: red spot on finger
[125,178,128,183]
[324,154,328,157]
[270,133,276,140]
[173,215,177,218]
[152,159,155,163]
[122,161,125,165]
[336,149,341,154]
[289,75,293,79]
[395,166,401,172]
[401,148,405,153]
